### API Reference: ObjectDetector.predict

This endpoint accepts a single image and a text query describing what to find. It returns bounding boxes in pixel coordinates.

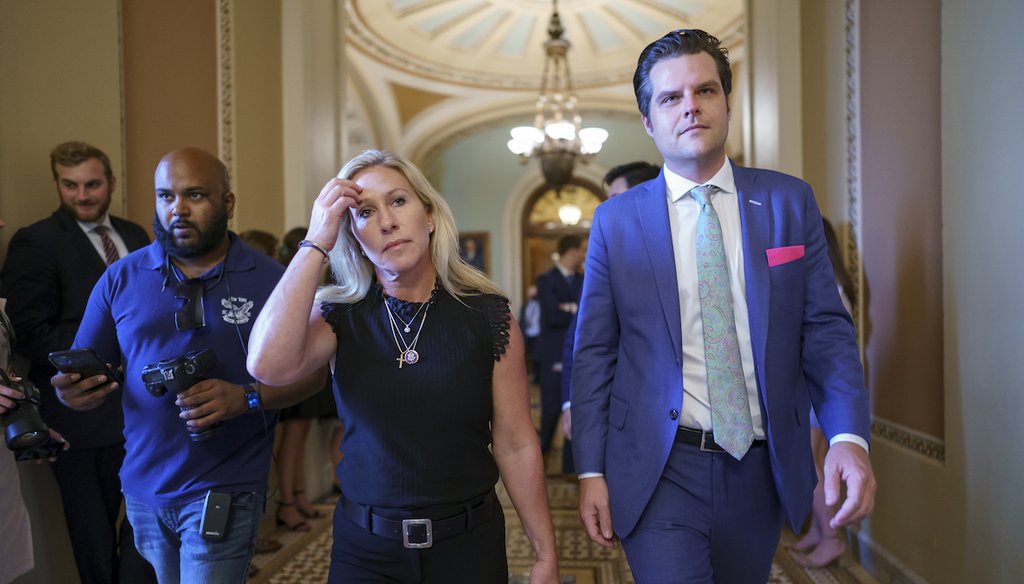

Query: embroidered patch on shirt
[221,296,254,324]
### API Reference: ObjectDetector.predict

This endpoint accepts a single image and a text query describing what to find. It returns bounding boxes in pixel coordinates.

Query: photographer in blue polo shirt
[52,147,326,584]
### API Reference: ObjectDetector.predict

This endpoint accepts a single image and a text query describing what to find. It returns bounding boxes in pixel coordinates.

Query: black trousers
[328,495,507,583]
[49,442,155,584]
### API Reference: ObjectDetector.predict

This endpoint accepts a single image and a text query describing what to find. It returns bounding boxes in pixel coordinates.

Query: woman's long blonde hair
[315,149,505,304]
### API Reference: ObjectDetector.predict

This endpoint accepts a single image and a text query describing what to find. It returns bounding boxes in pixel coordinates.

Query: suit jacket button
[669,409,679,420]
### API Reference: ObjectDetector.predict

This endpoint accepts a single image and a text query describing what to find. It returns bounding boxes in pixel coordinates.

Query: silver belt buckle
[699,431,718,453]
[402,518,433,549]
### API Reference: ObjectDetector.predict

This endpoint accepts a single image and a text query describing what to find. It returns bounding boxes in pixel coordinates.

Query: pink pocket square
[766,245,805,267]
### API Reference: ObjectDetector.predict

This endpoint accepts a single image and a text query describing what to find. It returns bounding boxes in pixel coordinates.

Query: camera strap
[0,305,14,345]
[0,305,14,371]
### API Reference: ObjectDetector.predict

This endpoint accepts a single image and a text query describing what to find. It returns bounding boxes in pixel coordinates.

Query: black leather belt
[676,426,766,453]
[339,490,496,549]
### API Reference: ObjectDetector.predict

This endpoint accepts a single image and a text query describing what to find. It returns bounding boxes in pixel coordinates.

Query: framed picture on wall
[458,231,489,275]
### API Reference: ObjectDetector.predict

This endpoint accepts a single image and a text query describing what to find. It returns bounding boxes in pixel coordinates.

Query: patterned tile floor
[249,470,876,584]
[251,384,877,583]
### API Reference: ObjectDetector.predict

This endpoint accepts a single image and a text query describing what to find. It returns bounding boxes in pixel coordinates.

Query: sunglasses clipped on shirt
[165,255,226,332]
[173,278,206,331]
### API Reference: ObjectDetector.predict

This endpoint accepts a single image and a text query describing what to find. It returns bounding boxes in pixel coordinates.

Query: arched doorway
[520,180,605,296]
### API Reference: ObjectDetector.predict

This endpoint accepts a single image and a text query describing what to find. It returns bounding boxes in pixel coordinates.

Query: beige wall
[882,0,1024,578]
[232,0,285,235]
[860,0,944,439]
[281,0,344,231]
[800,1,1024,582]
[932,0,1023,580]
[747,0,804,176]
[842,0,1023,582]
[122,0,219,231]
[800,0,849,225]
[0,0,126,254]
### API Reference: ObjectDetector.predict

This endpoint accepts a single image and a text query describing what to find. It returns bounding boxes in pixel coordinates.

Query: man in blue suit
[571,30,876,583]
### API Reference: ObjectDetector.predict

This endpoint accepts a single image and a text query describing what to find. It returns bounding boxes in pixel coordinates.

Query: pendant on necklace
[402,349,419,366]
[403,326,411,333]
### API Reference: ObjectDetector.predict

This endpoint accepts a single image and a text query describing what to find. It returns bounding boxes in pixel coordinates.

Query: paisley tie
[692,185,754,459]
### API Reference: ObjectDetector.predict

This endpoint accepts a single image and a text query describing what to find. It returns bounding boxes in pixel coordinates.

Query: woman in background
[793,217,857,568]
[240,228,335,531]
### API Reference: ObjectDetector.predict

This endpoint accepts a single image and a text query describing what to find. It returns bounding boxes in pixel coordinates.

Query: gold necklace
[384,297,430,368]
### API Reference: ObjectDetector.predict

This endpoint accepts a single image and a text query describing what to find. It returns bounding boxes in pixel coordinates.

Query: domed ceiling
[346,0,744,90]
[341,0,744,158]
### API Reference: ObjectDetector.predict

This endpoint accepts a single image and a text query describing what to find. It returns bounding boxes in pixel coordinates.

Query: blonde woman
[247,150,558,583]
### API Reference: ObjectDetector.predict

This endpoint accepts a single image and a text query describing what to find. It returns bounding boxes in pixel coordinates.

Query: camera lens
[7,428,48,450]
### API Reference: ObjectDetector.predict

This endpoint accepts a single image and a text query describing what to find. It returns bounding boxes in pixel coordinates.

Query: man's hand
[578,476,617,549]
[175,379,247,430]
[823,441,876,528]
[0,379,26,413]
[36,428,70,464]
[51,371,119,411]
[561,407,572,440]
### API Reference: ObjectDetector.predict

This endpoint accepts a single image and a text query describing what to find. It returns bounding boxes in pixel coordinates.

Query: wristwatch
[244,384,262,412]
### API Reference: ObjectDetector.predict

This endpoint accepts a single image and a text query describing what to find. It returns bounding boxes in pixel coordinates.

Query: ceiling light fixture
[507,0,608,192]
[558,203,582,226]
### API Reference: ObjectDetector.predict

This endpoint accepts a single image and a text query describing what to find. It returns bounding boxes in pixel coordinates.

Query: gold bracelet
[298,240,330,264]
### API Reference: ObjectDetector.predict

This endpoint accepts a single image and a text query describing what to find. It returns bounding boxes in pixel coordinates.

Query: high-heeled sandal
[276,501,311,532]
[293,489,323,519]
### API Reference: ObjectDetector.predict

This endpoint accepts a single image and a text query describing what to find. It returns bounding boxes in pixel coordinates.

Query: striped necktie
[93,225,121,265]
[692,184,754,460]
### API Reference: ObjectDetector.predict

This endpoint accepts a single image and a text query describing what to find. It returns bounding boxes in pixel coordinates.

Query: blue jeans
[125,491,264,584]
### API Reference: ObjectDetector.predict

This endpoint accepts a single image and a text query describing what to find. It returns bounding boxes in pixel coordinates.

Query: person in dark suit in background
[0,141,154,584]
[559,161,662,475]
[533,234,584,456]
[602,161,663,200]
[572,30,875,583]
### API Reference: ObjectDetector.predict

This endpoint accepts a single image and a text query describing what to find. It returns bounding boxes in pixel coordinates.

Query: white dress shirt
[664,161,766,438]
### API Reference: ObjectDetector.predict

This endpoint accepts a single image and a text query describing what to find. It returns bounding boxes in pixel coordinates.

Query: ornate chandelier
[507,0,608,191]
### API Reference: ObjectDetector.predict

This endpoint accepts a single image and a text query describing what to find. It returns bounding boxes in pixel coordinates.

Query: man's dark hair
[557,235,582,256]
[50,141,114,181]
[633,29,732,119]
[604,162,661,189]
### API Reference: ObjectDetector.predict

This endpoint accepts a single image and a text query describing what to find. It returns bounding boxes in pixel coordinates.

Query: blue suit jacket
[571,163,870,535]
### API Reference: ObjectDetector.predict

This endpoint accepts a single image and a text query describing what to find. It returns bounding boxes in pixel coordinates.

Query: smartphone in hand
[48,348,123,385]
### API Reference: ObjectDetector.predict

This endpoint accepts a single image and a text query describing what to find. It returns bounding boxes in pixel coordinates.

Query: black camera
[1,369,58,459]
[141,348,219,441]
